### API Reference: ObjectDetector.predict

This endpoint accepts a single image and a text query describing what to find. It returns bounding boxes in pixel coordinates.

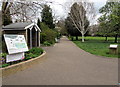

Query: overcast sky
[0,0,107,24]
[44,0,107,24]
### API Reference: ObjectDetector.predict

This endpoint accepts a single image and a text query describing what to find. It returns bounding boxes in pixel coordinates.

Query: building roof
[2,22,41,32]
[2,22,32,30]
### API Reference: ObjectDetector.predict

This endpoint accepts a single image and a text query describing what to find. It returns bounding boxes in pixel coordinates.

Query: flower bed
[1,51,46,77]
[0,47,44,68]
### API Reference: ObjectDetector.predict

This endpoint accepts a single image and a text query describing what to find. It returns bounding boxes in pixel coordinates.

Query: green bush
[25,53,38,60]
[25,48,44,60]
[43,41,52,46]
[41,29,57,44]
[40,33,47,43]
[0,53,7,58]
[44,29,57,43]
[54,28,61,39]
[0,53,7,64]
[0,63,10,68]
[40,23,57,44]
[40,23,50,31]
[57,32,61,39]
[29,47,43,55]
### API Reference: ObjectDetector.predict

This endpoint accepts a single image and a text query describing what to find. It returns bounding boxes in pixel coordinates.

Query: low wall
[0,51,46,77]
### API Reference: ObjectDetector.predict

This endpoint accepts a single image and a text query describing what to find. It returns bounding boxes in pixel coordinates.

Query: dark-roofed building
[2,22,33,30]
[2,22,41,50]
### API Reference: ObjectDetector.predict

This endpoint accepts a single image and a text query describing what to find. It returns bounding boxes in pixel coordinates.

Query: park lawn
[73,36,119,58]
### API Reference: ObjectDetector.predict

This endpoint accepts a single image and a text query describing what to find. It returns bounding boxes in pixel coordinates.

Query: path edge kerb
[1,51,46,77]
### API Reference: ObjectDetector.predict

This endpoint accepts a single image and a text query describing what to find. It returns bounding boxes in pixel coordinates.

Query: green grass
[72,36,119,58]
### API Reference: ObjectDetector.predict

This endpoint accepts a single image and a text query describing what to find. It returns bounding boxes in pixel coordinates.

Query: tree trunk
[114,34,118,43]
[105,36,107,41]
[76,36,78,40]
[82,33,84,42]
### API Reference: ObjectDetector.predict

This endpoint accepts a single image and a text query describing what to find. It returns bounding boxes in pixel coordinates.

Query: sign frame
[4,34,28,54]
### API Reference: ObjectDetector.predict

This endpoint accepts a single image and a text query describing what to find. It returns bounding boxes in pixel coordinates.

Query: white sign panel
[6,53,24,63]
[4,34,28,54]
[110,44,118,48]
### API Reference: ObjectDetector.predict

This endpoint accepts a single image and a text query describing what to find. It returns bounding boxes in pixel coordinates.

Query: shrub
[43,41,51,46]
[54,28,61,39]
[40,23,57,44]
[25,53,38,60]
[1,53,7,58]
[41,29,57,44]
[0,63,10,68]
[0,53,7,64]
[29,47,43,55]
[25,48,44,60]
[40,23,50,31]
[40,33,47,43]
[57,33,61,39]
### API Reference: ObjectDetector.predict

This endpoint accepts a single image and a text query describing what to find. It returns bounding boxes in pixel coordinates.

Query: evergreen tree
[65,16,81,41]
[41,5,55,29]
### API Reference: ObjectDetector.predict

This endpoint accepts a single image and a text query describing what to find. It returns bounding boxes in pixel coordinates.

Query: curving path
[3,36,118,85]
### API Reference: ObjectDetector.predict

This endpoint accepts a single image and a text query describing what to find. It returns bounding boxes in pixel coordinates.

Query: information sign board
[6,53,24,63]
[4,34,28,54]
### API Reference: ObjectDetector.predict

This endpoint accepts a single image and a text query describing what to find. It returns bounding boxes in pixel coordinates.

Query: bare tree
[2,1,13,26]
[69,2,96,42]
[10,1,44,22]
[2,0,48,23]
[2,1,13,15]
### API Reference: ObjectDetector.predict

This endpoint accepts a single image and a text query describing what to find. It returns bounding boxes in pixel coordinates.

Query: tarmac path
[3,36,118,85]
